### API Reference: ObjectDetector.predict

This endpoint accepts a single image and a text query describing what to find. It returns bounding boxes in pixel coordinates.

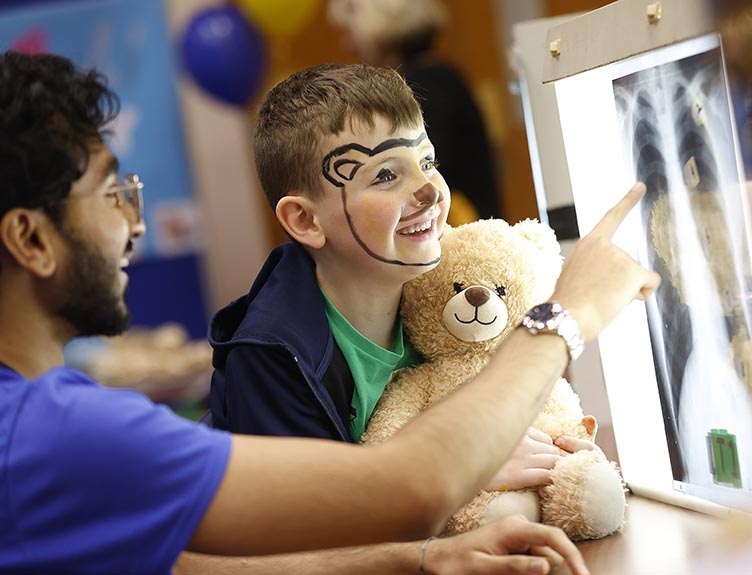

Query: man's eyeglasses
[106,173,144,225]
[43,173,144,225]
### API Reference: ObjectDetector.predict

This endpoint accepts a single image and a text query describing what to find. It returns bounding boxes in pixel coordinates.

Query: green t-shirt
[321,289,421,442]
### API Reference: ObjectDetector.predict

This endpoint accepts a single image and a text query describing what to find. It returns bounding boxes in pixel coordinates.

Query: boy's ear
[275,195,326,249]
[0,208,57,277]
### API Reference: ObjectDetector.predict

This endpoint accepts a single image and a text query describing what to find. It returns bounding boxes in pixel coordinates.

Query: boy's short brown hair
[254,63,423,209]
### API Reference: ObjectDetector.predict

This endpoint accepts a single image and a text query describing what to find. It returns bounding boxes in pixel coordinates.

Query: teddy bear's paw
[480,490,541,527]
[540,450,626,541]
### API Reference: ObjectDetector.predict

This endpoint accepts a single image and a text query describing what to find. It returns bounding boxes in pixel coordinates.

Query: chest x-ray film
[555,33,752,514]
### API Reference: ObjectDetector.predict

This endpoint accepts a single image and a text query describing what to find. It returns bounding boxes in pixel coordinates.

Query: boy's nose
[413,182,443,207]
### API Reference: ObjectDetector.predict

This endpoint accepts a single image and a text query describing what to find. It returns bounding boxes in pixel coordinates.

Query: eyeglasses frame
[106,173,144,225]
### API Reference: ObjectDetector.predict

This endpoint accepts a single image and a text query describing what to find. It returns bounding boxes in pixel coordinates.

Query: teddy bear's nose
[464,286,490,307]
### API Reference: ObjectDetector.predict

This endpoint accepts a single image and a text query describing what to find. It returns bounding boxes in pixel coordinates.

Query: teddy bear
[361,218,627,541]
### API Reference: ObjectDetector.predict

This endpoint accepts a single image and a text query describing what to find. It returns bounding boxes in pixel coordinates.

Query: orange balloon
[237,0,322,38]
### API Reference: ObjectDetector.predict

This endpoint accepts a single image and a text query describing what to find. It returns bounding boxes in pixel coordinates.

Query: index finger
[554,436,597,454]
[527,427,554,444]
[590,182,646,239]
[503,520,590,575]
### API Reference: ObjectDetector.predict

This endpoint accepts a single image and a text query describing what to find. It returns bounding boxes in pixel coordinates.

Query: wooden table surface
[573,495,749,575]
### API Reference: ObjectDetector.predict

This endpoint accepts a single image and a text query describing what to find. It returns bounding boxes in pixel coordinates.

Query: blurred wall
[165,0,273,315]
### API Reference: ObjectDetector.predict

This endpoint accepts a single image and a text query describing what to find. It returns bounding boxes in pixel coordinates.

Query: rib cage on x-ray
[629,87,694,479]
[613,49,752,488]
[629,78,728,479]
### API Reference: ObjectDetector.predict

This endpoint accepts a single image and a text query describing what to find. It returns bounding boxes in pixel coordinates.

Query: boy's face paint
[319,115,450,269]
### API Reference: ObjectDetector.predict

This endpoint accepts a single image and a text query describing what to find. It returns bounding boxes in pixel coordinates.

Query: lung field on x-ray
[613,48,752,489]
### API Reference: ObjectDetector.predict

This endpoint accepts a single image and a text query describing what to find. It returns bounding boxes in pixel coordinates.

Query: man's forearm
[181,510,592,575]
[176,543,420,575]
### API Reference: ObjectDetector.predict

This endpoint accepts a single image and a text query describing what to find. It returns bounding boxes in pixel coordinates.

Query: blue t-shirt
[0,365,231,574]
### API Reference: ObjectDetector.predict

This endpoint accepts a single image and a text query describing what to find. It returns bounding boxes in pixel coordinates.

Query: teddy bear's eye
[495,285,506,297]
[453,282,465,293]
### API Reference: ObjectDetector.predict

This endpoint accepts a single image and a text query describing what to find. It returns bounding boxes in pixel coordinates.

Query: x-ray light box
[544,1,752,516]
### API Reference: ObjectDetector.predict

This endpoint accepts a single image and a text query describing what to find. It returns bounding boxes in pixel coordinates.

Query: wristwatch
[521,302,584,363]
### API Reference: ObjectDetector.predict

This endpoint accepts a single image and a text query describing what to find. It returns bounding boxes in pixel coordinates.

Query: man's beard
[57,227,131,337]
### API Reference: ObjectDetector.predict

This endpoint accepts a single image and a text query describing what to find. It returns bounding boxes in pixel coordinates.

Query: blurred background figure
[716,0,752,173]
[328,0,502,225]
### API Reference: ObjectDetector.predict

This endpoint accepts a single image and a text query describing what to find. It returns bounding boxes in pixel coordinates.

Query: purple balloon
[180,6,265,106]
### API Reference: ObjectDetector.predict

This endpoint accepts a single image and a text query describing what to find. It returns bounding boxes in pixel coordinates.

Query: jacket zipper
[285,345,352,442]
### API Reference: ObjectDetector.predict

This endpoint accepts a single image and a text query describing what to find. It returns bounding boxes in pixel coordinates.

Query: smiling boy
[209,63,610,499]
[209,64,451,442]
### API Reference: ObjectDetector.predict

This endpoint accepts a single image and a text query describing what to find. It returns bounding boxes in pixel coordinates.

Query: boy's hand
[484,428,562,491]
[553,415,603,456]
[553,436,602,457]
[425,515,590,575]
[552,182,661,342]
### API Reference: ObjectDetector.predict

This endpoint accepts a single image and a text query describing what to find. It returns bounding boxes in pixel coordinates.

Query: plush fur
[362,219,626,540]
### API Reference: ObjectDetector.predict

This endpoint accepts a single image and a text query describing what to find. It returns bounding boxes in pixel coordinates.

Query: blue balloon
[180,6,265,107]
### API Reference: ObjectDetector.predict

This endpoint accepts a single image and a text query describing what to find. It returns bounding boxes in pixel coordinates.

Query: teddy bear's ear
[512,219,560,256]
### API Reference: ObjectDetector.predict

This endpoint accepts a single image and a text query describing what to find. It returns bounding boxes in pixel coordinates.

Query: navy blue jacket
[209,243,355,442]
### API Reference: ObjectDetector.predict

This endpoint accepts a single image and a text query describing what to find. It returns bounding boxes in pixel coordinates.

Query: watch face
[528,302,562,327]
[531,302,555,318]
[523,302,584,362]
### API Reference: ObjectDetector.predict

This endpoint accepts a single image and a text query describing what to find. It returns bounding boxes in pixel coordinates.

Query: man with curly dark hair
[0,50,656,575]
[0,51,139,339]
